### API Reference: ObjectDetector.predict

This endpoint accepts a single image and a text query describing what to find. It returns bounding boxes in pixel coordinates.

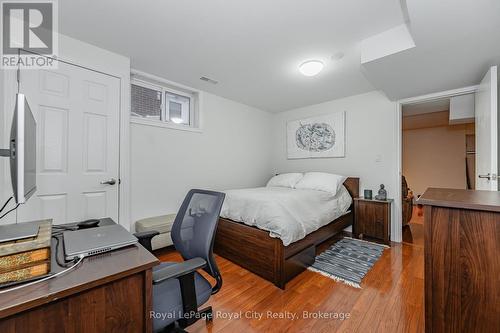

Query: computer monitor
[2,93,37,204]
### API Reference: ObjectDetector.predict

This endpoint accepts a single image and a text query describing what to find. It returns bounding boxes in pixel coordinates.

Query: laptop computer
[63,224,138,260]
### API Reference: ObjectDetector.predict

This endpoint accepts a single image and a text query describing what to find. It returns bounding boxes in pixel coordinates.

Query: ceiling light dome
[299,60,324,76]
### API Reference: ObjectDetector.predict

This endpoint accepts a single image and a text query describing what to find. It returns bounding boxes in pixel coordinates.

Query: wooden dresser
[418,188,500,333]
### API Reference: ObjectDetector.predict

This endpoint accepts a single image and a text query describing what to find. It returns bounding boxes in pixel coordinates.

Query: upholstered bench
[135,214,176,250]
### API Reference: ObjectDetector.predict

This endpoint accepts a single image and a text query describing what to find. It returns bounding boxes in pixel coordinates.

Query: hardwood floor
[402,207,424,247]
[155,237,424,333]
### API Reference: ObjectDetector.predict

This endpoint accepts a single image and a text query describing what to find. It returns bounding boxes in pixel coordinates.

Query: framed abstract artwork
[287,111,345,159]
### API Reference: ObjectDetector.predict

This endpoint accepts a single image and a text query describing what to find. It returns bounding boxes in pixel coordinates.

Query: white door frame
[394,85,478,241]
[1,34,132,230]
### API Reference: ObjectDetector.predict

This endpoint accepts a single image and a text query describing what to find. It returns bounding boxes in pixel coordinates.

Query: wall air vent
[200,76,218,85]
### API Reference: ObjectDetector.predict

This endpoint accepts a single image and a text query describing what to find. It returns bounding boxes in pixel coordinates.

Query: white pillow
[266,173,303,188]
[295,172,347,195]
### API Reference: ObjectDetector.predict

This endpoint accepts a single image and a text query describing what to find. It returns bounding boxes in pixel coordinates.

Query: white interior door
[14,60,121,224]
[475,66,499,191]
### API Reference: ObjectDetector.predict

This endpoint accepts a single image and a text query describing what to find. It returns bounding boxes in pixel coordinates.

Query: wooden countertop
[418,188,500,212]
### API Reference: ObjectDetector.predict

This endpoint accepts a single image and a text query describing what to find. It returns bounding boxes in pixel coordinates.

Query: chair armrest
[153,257,207,285]
[134,230,160,252]
[134,230,160,239]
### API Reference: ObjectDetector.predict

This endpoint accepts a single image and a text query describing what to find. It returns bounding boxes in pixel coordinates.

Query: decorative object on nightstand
[363,189,373,200]
[374,184,387,200]
[354,197,392,245]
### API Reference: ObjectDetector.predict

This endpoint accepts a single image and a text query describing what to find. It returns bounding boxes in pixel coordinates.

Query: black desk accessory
[77,219,100,229]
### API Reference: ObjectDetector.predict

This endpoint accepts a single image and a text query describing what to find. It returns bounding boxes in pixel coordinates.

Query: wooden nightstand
[354,197,393,245]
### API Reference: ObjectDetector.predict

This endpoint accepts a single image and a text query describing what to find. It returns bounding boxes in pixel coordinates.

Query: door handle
[100,178,117,185]
[478,173,499,180]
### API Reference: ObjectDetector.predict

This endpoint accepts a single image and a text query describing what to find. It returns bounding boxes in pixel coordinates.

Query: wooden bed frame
[214,177,359,289]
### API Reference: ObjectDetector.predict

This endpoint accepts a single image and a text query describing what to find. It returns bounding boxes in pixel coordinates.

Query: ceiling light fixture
[171,117,183,124]
[299,60,324,77]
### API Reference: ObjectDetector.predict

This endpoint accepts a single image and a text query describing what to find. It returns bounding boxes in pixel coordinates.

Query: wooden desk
[419,188,500,333]
[0,219,159,332]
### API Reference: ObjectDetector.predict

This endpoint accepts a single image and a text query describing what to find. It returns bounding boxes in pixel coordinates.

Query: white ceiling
[59,0,500,112]
[58,0,405,112]
[362,0,500,100]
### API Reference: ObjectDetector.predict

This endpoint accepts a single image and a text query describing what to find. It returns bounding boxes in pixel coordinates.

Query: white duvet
[220,185,352,246]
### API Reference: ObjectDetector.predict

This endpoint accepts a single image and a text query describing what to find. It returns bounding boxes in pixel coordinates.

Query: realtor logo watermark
[1,1,58,69]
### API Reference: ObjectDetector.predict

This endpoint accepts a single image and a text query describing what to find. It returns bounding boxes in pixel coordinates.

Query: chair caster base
[199,306,213,322]
[163,307,213,332]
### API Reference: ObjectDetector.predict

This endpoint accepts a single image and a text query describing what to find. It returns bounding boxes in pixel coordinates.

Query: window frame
[163,87,194,126]
[131,76,198,131]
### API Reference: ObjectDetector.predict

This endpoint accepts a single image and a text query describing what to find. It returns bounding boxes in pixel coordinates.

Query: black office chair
[134,189,225,333]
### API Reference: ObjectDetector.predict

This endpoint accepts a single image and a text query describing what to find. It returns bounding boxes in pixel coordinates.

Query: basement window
[165,91,190,125]
[131,74,200,131]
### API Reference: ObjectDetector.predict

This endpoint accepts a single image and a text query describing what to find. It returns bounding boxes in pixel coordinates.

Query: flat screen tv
[9,93,37,204]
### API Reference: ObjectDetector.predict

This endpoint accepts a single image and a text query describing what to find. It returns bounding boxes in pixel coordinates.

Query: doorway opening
[401,95,475,246]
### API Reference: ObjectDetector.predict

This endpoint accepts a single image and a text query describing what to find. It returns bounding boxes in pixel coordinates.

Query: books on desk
[0,220,52,285]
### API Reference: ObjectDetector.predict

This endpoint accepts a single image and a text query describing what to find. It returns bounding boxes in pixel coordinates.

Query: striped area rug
[308,237,388,288]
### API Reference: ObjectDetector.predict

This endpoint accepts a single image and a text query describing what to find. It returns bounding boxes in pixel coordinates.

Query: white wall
[272,91,398,197]
[271,91,399,239]
[449,94,475,124]
[131,89,401,240]
[403,125,469,198]
[130,92,273,225]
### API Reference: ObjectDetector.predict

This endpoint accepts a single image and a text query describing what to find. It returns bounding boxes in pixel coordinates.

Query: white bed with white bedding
[220,184,352,246]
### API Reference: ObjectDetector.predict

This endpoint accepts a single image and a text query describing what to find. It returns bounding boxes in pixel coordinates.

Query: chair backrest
[171,189,225,293]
